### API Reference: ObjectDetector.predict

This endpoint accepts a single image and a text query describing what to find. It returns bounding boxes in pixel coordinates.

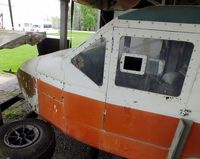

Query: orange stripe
[104,104,179,148]
[65,120,169,159]
[38,80,200,158]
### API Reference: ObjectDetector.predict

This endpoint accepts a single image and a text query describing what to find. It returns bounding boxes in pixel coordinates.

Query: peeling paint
[17,69,36,97]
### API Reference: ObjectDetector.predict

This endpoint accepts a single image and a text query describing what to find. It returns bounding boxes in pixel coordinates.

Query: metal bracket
[167,119,193,159]
[180,109,192,117]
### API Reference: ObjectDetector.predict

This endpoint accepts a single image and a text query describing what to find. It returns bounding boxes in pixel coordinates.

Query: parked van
[31,23,57,33]
[17,22,32,31]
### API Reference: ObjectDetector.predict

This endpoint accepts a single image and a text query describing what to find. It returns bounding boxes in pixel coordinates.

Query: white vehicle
[19,22,32,32]
[31,23,57,34]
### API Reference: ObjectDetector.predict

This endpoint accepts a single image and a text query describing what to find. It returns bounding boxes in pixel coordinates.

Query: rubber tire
[0,118,55,159]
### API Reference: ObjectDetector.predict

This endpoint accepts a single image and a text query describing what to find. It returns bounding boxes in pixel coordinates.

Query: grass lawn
[0,31,94,73]
[58,30,94,48]
[0,45,38,73]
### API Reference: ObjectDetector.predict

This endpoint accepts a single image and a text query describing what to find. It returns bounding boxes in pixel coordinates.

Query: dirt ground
[0,73,123,159]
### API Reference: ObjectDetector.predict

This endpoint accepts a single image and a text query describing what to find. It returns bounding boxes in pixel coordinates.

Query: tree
[50,16,60,29]
[80,5,98,31]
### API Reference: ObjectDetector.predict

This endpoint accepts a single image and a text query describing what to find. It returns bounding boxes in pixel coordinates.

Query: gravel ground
[0,73,123,159]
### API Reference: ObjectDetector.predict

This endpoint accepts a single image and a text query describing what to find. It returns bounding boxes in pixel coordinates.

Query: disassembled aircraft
[2,6,200,159]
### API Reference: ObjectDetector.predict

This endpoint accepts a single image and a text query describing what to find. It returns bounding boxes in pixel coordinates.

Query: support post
[60,0,69,50]
[0,13,3,29]
[161,0,166,5]
[8,0,14,30]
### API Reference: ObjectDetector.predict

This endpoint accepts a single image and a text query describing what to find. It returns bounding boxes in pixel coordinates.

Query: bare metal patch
[17,69,36,97]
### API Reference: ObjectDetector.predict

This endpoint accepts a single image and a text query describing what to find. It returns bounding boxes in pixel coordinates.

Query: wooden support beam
[0,94,23,126]
[60,0,69,50]
[0,95,22,112]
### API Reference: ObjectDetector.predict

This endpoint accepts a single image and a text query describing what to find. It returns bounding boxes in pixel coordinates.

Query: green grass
[0,31,94,73]
[0,45,38,73]
[50,30,94,48]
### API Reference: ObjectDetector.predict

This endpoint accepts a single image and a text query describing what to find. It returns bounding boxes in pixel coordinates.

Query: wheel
[0,118,55,159]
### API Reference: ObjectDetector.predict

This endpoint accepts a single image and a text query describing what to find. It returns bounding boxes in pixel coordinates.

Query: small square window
[120,53,147,75]
[124,56,143,71]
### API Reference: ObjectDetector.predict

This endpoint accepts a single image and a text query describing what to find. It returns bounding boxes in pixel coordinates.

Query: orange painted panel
[65,120,102,148]
[181,123,200,158]
[64,120,168,159]
[37,80,200,158]
[102,132,168,159]
[38,79,63,101]
[38,80,65,132]
[63,91,170,159]
[104,104,179,148]
[64,92,105,129]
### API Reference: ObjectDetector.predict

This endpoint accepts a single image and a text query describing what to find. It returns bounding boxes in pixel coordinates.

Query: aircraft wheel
[0,118,55,159]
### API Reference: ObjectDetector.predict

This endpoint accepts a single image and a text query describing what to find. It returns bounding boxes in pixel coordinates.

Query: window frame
[112,29,196,98]
[116,36,194,97]
[71,38,107,86]
[67,30,112,92]
[106,27,199,118]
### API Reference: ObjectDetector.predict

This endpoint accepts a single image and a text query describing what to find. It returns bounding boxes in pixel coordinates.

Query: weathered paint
[38,79,65,132]
[180,123,200,158]
[37,80,200,158]
[17,7,200,159]
[17,69,36,97]
[104,104,179,148]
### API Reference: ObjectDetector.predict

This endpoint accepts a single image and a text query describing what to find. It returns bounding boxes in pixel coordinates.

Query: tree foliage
[80,5,98,31]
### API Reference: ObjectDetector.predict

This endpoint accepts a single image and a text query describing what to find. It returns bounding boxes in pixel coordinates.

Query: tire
[0,118,55,159]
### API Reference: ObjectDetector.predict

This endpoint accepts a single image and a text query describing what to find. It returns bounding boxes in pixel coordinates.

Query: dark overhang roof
[119,6,200,24]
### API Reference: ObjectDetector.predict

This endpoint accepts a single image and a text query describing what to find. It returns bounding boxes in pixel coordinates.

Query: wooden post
[8,0,14,30]
[60,0,69,50]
